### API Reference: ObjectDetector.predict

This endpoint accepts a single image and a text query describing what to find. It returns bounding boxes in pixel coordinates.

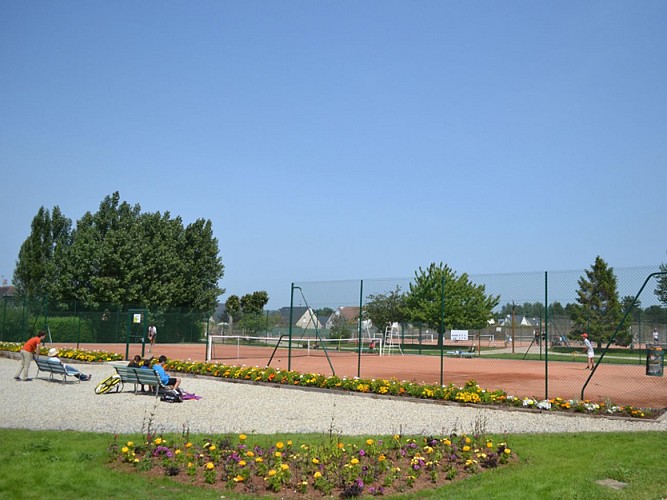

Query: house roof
[278,307,309,325]
[0,286,15,298]
[336,306,360,321]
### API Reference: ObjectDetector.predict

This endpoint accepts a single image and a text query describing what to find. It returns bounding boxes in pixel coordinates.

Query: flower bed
[0,342,123,363]
[0,343,658,419]
[163,359,661,420]
[110,431,514,497]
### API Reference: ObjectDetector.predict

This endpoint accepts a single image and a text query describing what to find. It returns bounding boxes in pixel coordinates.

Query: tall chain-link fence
[3,265,665,407]
[0,298,211,346]
[211,266,665,408]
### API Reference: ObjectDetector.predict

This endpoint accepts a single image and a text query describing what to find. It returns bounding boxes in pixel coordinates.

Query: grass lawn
[0,429,664,499]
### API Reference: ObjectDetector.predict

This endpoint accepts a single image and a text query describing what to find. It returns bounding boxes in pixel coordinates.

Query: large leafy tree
[13,206,71,300]
[15,192,224,312]
[570,256,624,347]
[180,218,225,312]
[56,193,144,306]
[403,263,499,335]
[364,286,406,332]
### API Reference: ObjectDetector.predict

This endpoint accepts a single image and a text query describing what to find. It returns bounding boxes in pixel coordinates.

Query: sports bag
[95,375,121,394]
[160,389,182,403]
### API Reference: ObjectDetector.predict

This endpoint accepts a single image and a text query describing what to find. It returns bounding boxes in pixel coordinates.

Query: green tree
[364,286,405,332]
[13,206,71,300]
[224,295,241,324]
[403,263,499,337]
[643,305,667,324]
[621,296,642,322]
[16,192,224,313]
[224,291,270,334]
[328,313,352,339]
[180,218,224,311]
[498,302,545,320]
[55,193,144,306]
[655,259,667,306]
[570,256,624,348]
[314,307,335,317]
[239,291,269,315]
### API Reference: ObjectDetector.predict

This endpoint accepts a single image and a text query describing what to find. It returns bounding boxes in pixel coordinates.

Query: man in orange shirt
[14,330,46,381]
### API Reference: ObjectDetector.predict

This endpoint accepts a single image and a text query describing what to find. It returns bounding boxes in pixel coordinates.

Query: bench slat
[35,358,80,383]
[114,366,168,397]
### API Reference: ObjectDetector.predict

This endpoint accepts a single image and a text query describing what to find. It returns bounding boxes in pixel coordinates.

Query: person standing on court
[653,328,660,345]
[14,330,46,381]
[147,324,157,352]
[582,332,595,370]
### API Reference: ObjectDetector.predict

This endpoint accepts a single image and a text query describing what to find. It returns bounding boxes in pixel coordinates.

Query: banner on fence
[451,329,469,341]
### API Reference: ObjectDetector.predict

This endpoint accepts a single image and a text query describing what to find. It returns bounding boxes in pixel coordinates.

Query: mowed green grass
[0,429,664,499]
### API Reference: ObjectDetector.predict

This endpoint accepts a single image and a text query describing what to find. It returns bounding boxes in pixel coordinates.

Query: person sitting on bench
[47,348,91,381]
[153,355,181,391]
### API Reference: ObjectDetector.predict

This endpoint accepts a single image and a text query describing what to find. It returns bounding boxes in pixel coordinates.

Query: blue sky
[1,1,666,308]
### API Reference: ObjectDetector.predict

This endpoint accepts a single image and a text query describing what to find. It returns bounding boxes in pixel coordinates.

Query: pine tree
[570,256,623,347]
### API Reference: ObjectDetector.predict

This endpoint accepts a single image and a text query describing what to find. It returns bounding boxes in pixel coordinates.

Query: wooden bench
[35,358,81,383]
[114,365,169,398]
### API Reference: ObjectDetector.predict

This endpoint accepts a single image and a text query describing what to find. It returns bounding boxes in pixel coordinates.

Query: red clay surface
[64,342,666,408]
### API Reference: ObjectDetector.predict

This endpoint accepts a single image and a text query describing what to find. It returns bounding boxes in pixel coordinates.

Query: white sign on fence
[451,329,469,341]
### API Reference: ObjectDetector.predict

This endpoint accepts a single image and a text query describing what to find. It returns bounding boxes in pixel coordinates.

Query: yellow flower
[209,444,216,451]
[312,457,320,464]
[287,440,293,446]
[205,462,215,470]
[338,442,345,449]
[246,450,255,457]
[276,441,284,449]
[268,469,277,477]
[239,460,246,467]
[121,446,129,453]
[174,449,181,455]
[281,464,289,471]
[378,454,386,462]
[187,462,193,468]
[133,458,139,463]
[366,439,374,446]
[154,438,163,445]
[275,451,282,458]
[504,448,512,455]
[350,458,359,465]
[462,446,471,452]
[126,441,134,447]
[314,471,322,479]
[442,439,451,446]
[465,437,471,444]
[185,442,192,448]
[239,434,247,441]
[234,475,244,482]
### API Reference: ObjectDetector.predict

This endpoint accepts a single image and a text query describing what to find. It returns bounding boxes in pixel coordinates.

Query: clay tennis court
[67,342,666,408]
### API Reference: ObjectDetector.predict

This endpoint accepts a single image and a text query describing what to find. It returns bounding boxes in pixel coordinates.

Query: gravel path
[2,357,665,436]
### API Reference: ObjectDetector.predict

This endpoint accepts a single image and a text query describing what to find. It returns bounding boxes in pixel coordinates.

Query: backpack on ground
[160,389,182,403]
[94,375,121,394]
